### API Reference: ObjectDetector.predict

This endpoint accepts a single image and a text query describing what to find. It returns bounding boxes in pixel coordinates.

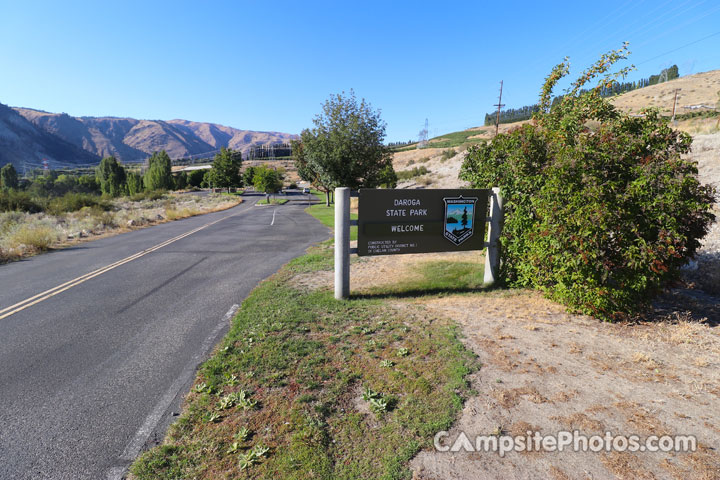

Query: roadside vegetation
[0,146,285,261]
[0,153,248,263]
[131,231,477,479]
[461,44,716,320]
[0,192,241,262]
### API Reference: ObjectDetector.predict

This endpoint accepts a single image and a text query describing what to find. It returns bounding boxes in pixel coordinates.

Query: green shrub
[461,45,716,320]
[47,193,108,215]
[396,165,429,181]
[129,190,166,202]
[0,190,42,213]
[440,149,456,161]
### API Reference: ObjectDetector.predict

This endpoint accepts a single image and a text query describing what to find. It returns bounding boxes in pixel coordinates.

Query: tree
[461,44,715,320]
[126,171,144,196]
[53,174,77,195]
[143,151,173,191]
[187,169,206,188]
[208,147,242,192]
[96,156,127,197]
[252,164,283,194]
[174,172,188,190]
[296,90,395,206]
[242,166,256,188]
[1,163,19,190]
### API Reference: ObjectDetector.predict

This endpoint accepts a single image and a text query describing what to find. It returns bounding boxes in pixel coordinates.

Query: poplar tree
[143,151,173,191]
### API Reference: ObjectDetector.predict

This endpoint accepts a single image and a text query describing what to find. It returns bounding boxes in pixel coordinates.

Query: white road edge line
[106,304,240,479]
[270,208,277,226]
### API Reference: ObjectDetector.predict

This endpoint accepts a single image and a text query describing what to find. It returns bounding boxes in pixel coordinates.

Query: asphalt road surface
[0,194,328,479]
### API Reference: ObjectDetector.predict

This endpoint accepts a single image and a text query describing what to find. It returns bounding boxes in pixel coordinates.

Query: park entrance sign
[357,189,489,256]
[334,187,504,300]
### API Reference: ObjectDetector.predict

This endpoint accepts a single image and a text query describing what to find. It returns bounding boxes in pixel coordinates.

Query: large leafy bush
[461,45,716,320]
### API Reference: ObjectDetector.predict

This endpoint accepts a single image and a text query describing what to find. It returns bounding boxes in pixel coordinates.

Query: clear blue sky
[1,0,719,143]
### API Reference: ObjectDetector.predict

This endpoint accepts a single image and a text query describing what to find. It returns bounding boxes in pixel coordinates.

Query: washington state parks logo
[443,196,477,245]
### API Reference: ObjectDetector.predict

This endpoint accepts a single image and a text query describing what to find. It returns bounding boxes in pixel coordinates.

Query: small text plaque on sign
[357,189,490,256]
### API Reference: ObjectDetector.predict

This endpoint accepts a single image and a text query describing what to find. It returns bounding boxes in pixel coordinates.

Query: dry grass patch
[4,224,59,251]
[409,287,720,479]
[0,193,241,263]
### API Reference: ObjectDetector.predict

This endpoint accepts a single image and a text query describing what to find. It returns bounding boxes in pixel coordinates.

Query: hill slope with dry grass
[610,69,720,115]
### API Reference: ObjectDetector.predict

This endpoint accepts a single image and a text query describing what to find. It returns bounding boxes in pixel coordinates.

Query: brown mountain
[0,103,100,169]
[13,108,297,163]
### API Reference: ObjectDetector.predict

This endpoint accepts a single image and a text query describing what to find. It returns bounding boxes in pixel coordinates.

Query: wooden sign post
[334,187,503,300]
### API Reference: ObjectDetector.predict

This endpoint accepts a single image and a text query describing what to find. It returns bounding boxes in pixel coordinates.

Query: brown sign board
[357,189,490,256]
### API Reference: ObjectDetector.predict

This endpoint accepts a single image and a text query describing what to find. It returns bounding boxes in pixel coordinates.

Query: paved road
[0,195,328,479]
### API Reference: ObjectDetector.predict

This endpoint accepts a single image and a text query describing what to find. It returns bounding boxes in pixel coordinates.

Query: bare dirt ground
[411,289,720,480]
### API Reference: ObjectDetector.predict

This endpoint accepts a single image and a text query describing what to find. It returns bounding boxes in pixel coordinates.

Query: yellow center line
[0,210,242,321]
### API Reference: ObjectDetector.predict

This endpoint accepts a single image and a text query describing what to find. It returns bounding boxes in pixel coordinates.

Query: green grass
[219,191,245,197]
[305,202,358,241]
[364,261,486,298]
[257,198,289,205]
[388,143,419,152]
[426,129,486,149]
[130,244,478,480]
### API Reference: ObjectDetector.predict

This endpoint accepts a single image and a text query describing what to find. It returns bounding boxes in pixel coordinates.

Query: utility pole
[494,81,505,136]
[671,89,680,122]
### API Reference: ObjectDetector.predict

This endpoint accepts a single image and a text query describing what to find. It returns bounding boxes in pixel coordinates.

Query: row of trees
[484,64,681,126]
[95,151,174,197]
[292,90,397,205]
[0,144,281,201]
[95,147,247,197]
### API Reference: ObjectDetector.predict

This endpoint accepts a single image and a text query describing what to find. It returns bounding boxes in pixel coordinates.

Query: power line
[493,81,505,136]
[634,3,720,50]
[636,29,720,66]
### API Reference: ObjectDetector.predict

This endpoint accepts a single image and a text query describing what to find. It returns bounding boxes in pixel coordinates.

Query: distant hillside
[483,67,718,126]
[610,69,720,115]
[13,108,297,163]
[0,103,100,169]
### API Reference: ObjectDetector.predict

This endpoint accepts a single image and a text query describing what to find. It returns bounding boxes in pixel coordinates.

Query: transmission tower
[494,81,505,136]
[418,118,429,148]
